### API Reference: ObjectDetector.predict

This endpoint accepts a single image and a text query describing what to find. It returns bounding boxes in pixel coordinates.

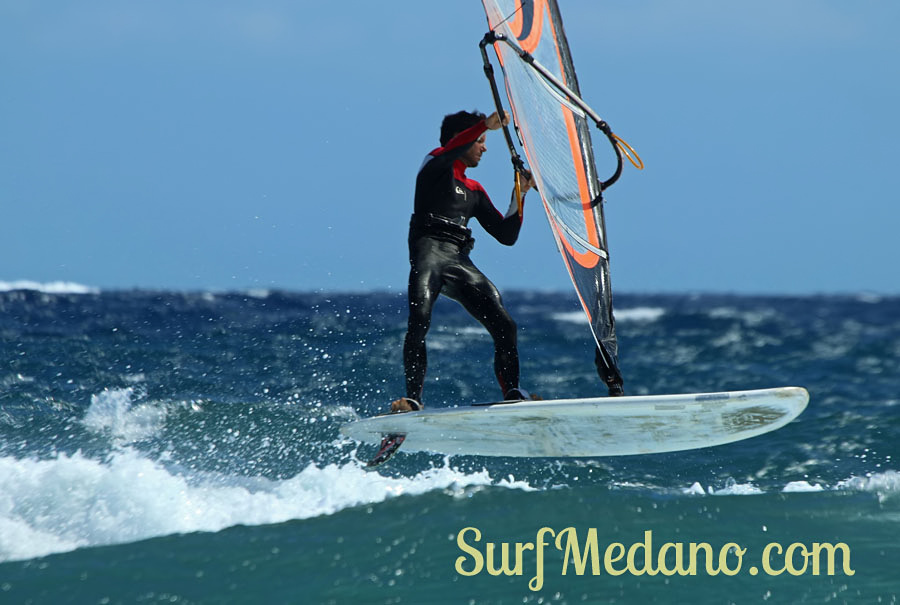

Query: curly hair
[439,110,486,146]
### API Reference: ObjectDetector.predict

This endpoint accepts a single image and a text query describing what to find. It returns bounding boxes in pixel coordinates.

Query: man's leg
[447,262,519,398]
[403,242,444,402]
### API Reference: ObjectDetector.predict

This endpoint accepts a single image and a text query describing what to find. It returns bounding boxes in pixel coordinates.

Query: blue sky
[2,1,898,294]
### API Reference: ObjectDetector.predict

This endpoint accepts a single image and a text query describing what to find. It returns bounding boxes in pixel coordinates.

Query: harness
[409,213,475,253]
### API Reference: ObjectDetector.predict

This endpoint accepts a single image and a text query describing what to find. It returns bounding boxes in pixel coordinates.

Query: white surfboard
[341,386,808,457]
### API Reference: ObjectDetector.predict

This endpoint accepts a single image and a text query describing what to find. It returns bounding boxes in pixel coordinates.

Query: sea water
[0,284,897,603]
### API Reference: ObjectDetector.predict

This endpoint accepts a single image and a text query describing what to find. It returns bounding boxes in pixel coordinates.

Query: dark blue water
[0,285,897,603]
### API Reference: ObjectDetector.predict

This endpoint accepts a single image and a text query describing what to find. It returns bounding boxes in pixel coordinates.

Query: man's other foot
[503,388,533,401]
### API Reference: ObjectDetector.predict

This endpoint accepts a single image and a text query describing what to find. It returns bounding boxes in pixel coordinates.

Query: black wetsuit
[404,120,523,402]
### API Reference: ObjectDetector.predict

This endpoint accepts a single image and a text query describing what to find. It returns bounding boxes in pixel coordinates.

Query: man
[394,109,534,412]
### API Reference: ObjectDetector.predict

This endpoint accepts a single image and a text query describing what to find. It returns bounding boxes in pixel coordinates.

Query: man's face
[460,134,487,167]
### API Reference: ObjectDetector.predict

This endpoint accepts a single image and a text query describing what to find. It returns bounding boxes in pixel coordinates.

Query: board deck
[341,387,809,458]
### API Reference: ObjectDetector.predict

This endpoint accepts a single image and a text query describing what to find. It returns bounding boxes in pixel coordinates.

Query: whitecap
[81,388,168,444]
[0,447,533,563]
[682,481,707,495]
[782,481,824,493]
[615,307,666,323]
[837,470,900,500]
[708,481,763,496]
[551,307,665,324]
[0,280,99,294]
[551,311,588,324]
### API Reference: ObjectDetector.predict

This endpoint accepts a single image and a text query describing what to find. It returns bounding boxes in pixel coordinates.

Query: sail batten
[481,0,622,383]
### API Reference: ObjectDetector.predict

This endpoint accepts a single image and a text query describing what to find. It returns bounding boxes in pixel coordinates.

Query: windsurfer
[395,109,535,411]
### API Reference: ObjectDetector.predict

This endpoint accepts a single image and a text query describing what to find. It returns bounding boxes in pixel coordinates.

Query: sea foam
[552,307,665,324]
[0,280,99,294]
[838,470,900,501]
[0,449,532,563]
[81,388,169,444]
[0,389,534,563]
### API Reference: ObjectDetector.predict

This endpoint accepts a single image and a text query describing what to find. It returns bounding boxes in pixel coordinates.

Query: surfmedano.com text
[454,527,854,591]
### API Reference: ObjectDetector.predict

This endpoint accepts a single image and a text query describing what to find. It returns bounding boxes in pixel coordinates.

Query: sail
[481,0,623,384]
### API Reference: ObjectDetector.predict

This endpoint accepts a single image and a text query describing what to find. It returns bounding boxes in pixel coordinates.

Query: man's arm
[474,187,523,246]
[475,165,535,247]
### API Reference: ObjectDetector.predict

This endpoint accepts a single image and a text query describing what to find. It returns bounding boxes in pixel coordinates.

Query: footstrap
[365,433,406,469]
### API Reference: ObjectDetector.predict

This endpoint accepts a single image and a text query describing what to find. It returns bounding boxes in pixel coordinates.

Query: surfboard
[341,387,808,458]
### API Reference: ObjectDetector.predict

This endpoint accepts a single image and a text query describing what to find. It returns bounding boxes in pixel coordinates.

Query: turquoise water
[0,286,897,603]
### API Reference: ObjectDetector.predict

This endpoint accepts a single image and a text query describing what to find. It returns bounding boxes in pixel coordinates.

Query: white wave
[615,307,666,323]
[551,311,588,324]
[81,388,168,444]
[856,292,882,304]
[711,482,763,496]
[782,480,824,493]
[837,470,900,500]
[552,307,665,324]
[682,480,763,496]
[708,307,777,326]
[427,327,488,351]
[122,373,146,384]
[682,474,897,498]
[0,449,532,563]
[0,280,99,294]
[682,482,706,495]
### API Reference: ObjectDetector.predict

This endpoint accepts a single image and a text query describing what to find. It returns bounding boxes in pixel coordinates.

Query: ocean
[0,283,897,604]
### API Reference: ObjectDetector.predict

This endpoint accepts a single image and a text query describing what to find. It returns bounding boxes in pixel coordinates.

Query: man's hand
[519,169,536,195]
[485,110,510,130]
